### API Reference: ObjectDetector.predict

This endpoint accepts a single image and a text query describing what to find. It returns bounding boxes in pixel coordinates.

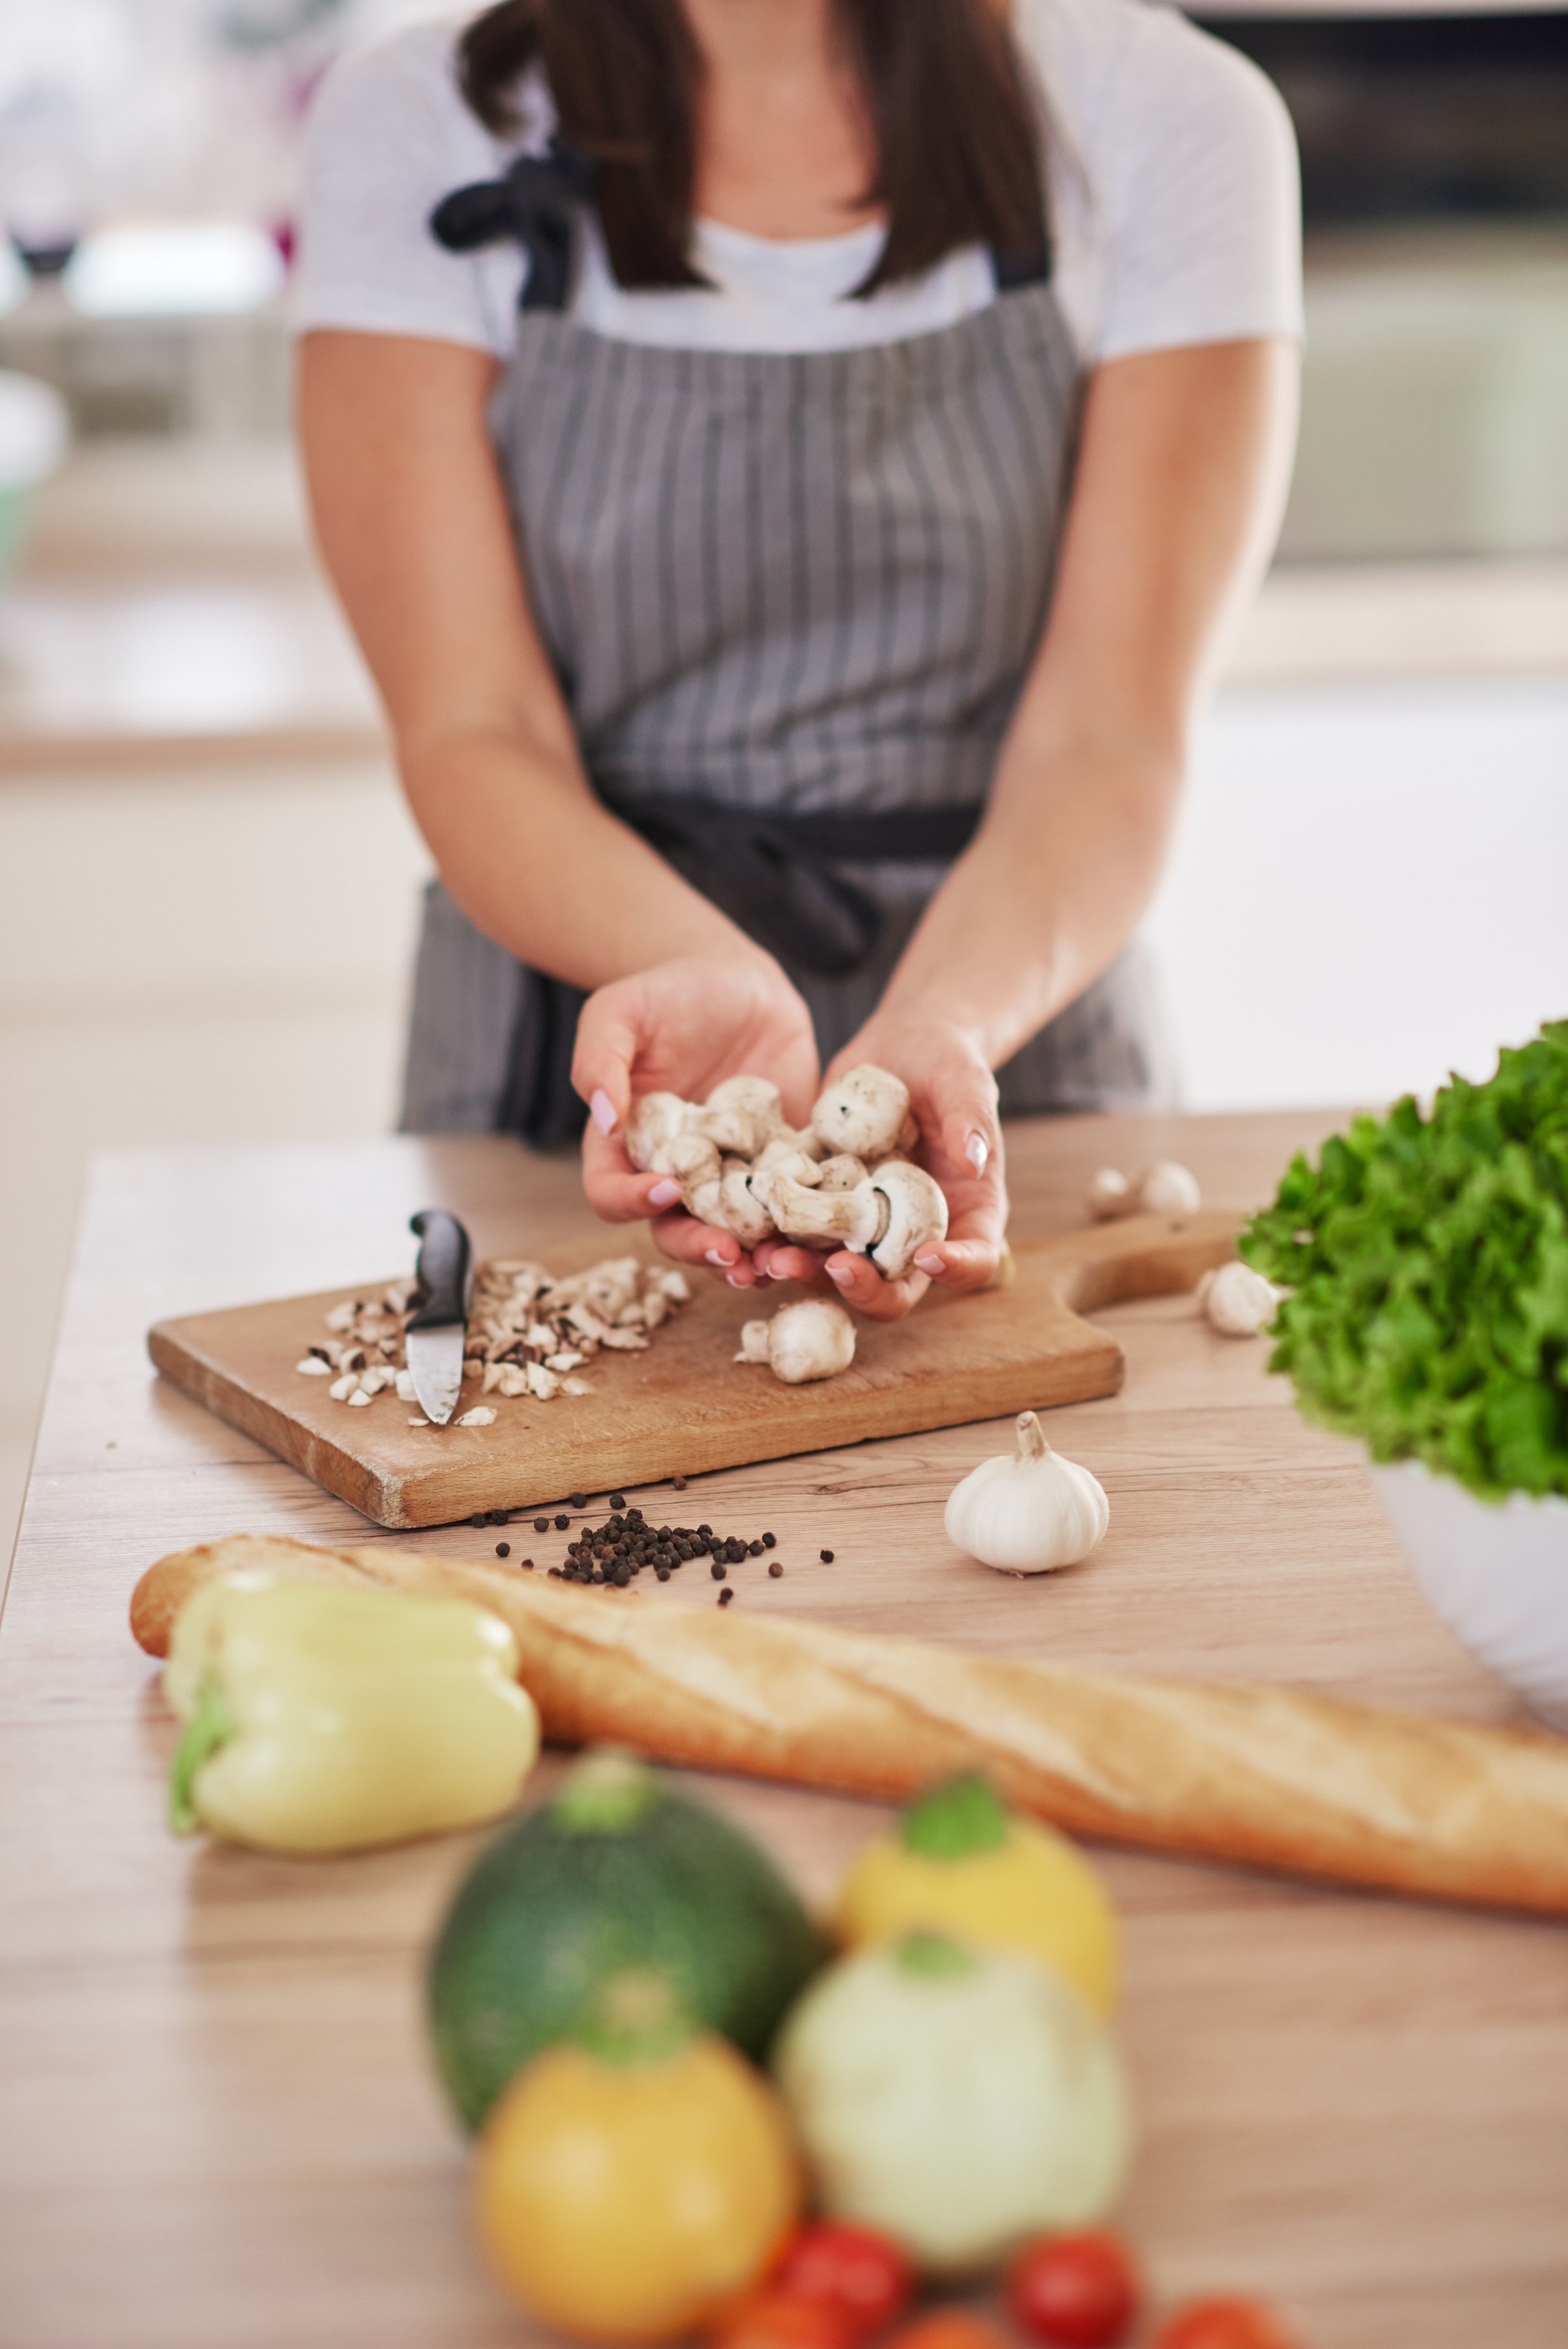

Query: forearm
[874,734,1183,1069]
[876,339,1297,1073]
[400,725,767,993]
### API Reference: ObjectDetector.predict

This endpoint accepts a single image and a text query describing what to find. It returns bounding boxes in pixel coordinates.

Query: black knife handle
[407,1209,475,1332]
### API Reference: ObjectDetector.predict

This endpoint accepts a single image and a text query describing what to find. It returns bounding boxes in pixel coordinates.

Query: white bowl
[1371,1459,1568,1730]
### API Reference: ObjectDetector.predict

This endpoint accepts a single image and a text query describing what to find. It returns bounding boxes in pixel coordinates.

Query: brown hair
[456,0,1048,295]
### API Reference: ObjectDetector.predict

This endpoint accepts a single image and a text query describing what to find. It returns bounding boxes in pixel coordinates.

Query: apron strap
[430,141,1047,311]
[429,136,597,313]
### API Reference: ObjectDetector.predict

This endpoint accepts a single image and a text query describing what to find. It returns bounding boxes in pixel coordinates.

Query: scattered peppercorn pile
[466,1486,835,1600]
[551,1507,780,1589]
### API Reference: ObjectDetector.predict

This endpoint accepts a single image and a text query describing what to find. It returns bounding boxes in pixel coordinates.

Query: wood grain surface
[146,1211,1239,1526]
[2,1110,1566,2349]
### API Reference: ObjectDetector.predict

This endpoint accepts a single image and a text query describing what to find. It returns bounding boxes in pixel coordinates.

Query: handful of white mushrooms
[626,1064,948,1284]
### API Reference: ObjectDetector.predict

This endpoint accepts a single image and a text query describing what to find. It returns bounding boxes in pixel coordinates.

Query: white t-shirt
[294,0,1302,364]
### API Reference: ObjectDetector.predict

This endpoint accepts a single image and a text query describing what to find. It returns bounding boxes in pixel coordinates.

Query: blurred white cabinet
[0,754,431,1538]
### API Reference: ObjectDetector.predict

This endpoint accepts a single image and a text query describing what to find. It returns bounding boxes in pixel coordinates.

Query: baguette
[131,1534,1568,1916]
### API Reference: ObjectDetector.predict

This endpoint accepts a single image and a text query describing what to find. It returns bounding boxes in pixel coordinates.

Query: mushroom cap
[811,1065,911,1162]
[626,1092,693,1173]
[815,1153,868,1192]
[767,1298,857,1385]
[867,1159,948,1280]
[696,1075,784,1159]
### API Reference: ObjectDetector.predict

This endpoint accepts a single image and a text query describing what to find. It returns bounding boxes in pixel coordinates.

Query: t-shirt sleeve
[292,29,523,355]
[1025,0,1303,364]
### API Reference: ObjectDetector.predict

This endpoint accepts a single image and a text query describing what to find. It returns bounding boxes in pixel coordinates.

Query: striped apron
[403,146,1168,1144]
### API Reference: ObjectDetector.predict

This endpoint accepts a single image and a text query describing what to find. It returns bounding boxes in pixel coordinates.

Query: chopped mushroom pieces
[296,1252,693,1416]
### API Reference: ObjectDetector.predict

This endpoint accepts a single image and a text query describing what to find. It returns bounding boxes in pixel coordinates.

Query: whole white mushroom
[735,1298,857,1385]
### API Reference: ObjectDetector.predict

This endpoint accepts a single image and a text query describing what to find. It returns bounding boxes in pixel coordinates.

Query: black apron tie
[499,795,986,1149]
[597,791,984,980]
[429,137,597,313]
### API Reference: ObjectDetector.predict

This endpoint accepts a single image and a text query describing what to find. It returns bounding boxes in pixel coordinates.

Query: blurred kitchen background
[2,0,1567,1558]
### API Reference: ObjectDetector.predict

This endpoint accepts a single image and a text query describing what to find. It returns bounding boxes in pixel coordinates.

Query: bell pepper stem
[169,1679,233,1835]
[901,1770,1010,1860]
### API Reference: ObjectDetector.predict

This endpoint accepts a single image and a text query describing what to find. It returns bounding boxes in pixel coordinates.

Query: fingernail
[769,1261,793,1278]
[706,1246,735,1267]
[914,1252,944,1275]
[590,1088,618,1137]
[726,1270,752,1289]
[826,1262,853,1286]
[648,1180,681,1209]
[967,1133,989,1175]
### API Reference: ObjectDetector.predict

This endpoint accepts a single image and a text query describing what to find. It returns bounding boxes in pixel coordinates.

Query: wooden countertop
[1,1112,1565,2349]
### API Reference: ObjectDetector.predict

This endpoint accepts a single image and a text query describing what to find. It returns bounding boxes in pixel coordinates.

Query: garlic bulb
[1198,1259,1279,1337]
[944,1413,1109,1575]
[1138,1160,1202,1215]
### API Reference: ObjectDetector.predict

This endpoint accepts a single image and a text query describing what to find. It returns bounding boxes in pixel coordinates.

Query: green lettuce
[1240,1021,1568,1502]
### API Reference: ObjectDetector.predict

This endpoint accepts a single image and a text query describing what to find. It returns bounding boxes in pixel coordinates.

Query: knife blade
[404,1208,475,1427]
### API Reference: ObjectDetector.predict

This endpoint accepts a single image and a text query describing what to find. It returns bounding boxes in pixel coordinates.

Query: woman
[297,0,1300,1319]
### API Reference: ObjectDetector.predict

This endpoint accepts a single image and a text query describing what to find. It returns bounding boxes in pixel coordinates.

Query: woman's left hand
[752,1016,1008,1321]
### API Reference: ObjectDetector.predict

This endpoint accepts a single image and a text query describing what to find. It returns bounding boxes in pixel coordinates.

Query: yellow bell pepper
[832,1774,1121,2016]
[476,1971,800,2344]
[163,1571,539,1854]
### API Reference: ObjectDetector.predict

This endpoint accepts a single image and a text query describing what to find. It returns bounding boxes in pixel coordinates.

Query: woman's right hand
[573,955,819,1291]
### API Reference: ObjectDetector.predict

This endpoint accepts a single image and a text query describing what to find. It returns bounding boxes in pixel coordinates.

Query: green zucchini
[428,1751,825,2128]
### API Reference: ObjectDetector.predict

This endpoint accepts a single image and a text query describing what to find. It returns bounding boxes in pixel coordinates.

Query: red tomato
[1155,2300,1300,2349]
[716,2292,860,2349]
[885,2315,1010,2349]
[1008,2232,1141,2348]
[775,2223,915,2341]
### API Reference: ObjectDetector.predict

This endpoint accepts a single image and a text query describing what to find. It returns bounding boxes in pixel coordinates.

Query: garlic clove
[1137,1161,1202,1215]
[1086,1168,1133,1221]
[1202,1259,1280,1337]
[944,1410,1109,1576]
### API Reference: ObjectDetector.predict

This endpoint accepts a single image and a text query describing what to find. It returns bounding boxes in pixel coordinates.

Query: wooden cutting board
[147,1209,1238,1528]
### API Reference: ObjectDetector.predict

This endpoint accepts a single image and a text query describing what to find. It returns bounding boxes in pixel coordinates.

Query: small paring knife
[405,1209,475,1428]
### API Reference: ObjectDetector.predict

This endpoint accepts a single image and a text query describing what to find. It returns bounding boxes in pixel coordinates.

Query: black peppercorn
[719,1587,734,1607]
[534,1518,549,1533]
[697,1524,713,1539]
[655,1567,670,1582]
[672,1475,687,1491]
[748,1540,763,1556]
[570,1492,587,1509]
[554,1514,570,1530]
[522,1558,534,1570]
[610,1492,626,1509]
[495,1542,510,1558]
[820,1549,834,1563]
[768,1560,783,1578]
[470,1513,487,1530]
[711,1561,726,1581]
